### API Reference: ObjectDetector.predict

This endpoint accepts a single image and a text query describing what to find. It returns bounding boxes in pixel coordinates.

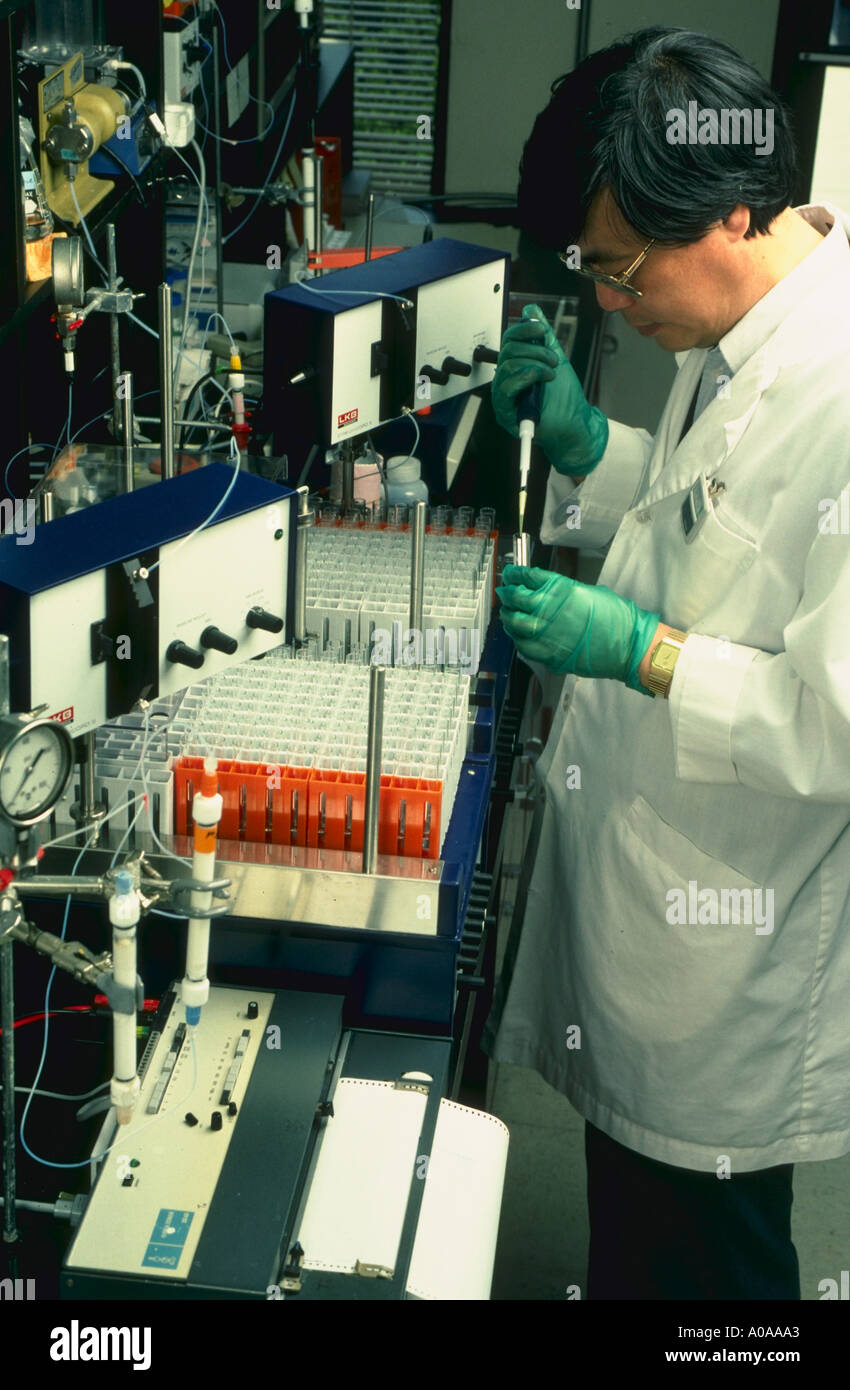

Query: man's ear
[723,203,752,243]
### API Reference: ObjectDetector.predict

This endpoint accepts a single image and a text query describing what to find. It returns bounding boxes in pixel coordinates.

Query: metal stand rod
[1,935,18,1244]
[39,492,54,522]
[106,224,121,442]
[409,500,426,645]
[121,371,135,493]
[158,285,175,481]
[301,148,315,257]
[83,730,97,816]
[70,731,106,838]
[362,665,385,875]
[364,191,375,262]
[212,25,224,323]
[313,155,324,276]
[341,439,355,511]
[293,486,311,643]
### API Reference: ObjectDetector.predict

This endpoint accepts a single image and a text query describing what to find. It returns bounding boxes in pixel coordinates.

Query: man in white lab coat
[488,26,850,1299]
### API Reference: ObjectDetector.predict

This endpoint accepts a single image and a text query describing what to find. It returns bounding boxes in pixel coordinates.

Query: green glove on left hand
[497,566,661,691]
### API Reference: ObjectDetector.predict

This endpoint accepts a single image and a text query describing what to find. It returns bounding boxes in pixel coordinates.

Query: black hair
[517,26,798,249]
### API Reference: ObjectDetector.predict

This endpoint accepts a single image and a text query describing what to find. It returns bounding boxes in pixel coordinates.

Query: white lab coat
[490,203,850,1171]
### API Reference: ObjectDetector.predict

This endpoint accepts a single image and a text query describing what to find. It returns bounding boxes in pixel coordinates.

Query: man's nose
[595,282,635,312]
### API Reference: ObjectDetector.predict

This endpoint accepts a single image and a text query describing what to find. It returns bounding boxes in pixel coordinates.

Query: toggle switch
[419,364,449,386]
[166,640,205,669]
[200,625,238,655]
[442,356,472,377]
[246,607,283,634]
[472,345,499,364]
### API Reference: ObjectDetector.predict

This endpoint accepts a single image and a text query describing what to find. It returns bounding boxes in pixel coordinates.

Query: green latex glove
[497,566,660,691]
[491,303,609,474]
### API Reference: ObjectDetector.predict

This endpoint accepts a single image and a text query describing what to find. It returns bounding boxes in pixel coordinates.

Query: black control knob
[200,625,238,655]
[442,356,472,377]
[228,1101,238,1117]
[210,1111,223,1131]
[419,364,450,386]
[246,1000,259,1019]
[473,345,500,364]
[246,607,283,634]
[166,640,205,669]
[185,1112,198,1127]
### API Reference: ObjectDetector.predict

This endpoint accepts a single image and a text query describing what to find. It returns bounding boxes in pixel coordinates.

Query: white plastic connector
[111,1074,140,1127]
[148,110,168,141]
[164,102,196,148]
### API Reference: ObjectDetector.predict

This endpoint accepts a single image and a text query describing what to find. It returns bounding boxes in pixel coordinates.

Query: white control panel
[157,501,289,697]
[329,300,384,444]
[66,988,275,1280]
[22,496,291,735]
[414,261,504,406]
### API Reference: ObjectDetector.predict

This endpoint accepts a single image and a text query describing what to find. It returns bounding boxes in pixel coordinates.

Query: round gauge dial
[0,717,74,827]
[52,236,84,306]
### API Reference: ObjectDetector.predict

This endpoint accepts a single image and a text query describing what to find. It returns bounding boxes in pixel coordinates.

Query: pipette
[516,380,543,537]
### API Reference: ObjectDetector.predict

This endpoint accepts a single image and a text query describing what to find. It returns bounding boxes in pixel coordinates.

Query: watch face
[653,643,680,674]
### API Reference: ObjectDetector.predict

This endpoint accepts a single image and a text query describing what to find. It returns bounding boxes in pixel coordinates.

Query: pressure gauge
[0,714,74,827]
[52,235,84,307]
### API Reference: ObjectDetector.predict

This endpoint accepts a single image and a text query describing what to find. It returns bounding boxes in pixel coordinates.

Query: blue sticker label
[142,1209,193,1269]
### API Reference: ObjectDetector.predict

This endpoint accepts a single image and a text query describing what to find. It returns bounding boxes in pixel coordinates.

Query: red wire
[0,1006,92,1035]
[0,997,160,1035]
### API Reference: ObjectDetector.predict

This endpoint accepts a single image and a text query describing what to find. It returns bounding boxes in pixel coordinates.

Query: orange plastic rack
[174,757,443,860]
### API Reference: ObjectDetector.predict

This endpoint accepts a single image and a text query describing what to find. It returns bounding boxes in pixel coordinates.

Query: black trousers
[585,1122,801,1300]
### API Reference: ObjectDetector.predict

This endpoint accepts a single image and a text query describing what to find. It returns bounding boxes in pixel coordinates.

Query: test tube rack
[304,522,495,672]
[172,652,470,859]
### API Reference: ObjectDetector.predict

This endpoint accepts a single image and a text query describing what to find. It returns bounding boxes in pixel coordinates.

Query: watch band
[645,628,688,698]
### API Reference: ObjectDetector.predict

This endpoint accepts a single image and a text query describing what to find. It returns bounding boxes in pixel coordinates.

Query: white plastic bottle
[382,454,429,513]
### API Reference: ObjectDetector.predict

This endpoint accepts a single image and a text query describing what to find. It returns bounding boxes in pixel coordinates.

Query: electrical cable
[4,444,52,500]
[1,1007,93,1035]
[108,61,146,102]
[69,180,105,276]
[59,198,158,342]
[170,139,207,384]
[70,389,158,446]
[18,837,97,1168]
[178,370,215,448]
[140,431,239,579]
[51,379,74,463]
[37,792,160,852]
[194,0,275,144]
[198,313,236,355]
[293,273,414,308]
[12,1081,111,1102]
[100,142,147,207]
[139,703,190,867]
[109,795,148,868]
[20,782,197,1167]
[223,86,297,245]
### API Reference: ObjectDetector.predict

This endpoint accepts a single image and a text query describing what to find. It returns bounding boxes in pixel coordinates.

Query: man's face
[576,188,746,351]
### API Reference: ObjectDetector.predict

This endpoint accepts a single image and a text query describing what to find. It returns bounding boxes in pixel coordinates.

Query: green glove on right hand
[491,303,609,474]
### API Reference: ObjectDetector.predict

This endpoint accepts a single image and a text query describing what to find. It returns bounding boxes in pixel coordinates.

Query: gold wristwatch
[645,628,687,698]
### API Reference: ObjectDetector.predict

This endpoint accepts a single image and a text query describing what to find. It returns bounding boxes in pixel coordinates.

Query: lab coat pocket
[649,487,759,630]
[602,794,770,1044]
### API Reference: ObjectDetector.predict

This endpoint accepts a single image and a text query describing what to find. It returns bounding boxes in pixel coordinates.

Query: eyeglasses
[560,238,656,299]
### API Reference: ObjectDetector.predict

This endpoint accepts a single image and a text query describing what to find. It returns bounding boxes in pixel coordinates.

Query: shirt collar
[718,202,849,375]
